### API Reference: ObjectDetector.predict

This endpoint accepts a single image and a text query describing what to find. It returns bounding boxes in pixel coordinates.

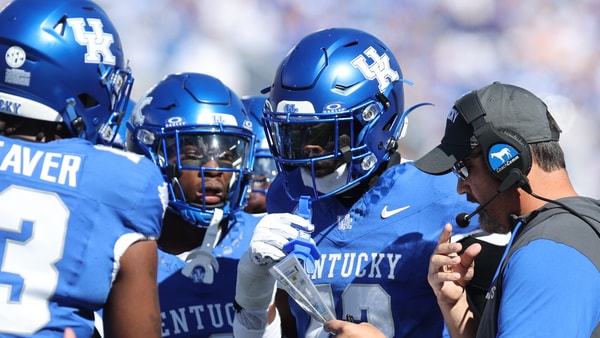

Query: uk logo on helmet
[66,18,116,65]
[447,107,459,123]
[284,103,298,114]
[350,46,400,93]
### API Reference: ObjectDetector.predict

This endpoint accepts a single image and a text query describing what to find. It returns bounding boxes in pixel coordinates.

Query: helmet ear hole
[78,93,99,108]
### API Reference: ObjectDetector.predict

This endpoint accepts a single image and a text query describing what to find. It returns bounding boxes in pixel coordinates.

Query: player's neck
[158,211,207,255]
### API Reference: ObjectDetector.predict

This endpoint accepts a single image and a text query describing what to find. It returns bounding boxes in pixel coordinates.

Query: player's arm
[232,249,281,338]
[102,240,161,338]
[233,213,314,337]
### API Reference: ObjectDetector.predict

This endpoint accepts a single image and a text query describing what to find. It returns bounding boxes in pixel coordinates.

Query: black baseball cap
[414,81,561,175]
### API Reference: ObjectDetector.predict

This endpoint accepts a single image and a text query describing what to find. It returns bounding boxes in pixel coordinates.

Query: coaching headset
[453,89,600,239]
[454,90,532,184]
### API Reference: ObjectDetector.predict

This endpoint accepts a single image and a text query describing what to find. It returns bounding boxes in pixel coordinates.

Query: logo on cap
[488,144,519,173]
[447,107,459,123]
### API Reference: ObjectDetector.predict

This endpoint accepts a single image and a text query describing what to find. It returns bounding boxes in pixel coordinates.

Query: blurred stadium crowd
[3,0,598,196]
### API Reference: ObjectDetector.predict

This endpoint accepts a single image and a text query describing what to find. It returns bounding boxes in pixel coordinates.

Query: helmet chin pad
[300,163,350,196]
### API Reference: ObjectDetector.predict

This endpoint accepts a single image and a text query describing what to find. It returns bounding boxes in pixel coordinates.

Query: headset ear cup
[500,128,531,174]
[484,128,531,181]
[455,91,532,181]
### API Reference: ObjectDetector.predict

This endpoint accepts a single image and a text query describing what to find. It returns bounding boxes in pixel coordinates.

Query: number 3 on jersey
[307,284,394,337]
[0,186,68,334]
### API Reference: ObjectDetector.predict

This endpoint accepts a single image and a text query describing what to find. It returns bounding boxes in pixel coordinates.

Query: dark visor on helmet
[266,116,353,164]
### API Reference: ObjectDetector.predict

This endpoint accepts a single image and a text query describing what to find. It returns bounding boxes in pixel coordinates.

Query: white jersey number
[0,186,68,334]
[305,284,394,338]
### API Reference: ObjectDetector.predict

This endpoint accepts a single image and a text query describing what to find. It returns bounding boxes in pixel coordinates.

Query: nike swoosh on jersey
[381,205,410,219]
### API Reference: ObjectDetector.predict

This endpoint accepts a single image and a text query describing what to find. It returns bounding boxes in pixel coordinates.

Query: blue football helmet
[0,0,133,144]
[127,73,255,227]
[264,27,408,200]
[112,99,136,149]
[242,95,277,196]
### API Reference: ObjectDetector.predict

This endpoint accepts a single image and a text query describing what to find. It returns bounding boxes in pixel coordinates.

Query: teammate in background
[418,82,600,337]
[0,0,167,337]
[242,95,278,215]
[126,72,260,336]
[233,27,481,338]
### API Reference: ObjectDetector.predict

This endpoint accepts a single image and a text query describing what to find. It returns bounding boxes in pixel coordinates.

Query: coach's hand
[324,320,386,338]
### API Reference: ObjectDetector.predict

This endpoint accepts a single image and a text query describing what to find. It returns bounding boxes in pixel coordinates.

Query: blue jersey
[157,211,259,337]
[0,136,167,337]
[267,161,480,338]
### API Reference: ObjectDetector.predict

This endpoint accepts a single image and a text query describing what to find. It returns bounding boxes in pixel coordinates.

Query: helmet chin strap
[181,208,223,284]
[179,207,214,226]
[64,98,87,139]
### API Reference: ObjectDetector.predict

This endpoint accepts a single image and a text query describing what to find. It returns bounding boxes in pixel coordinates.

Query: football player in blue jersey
[126,72,260,337]
[242,95,278,216]
[232,28,482,338]
[0,0,168,337]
